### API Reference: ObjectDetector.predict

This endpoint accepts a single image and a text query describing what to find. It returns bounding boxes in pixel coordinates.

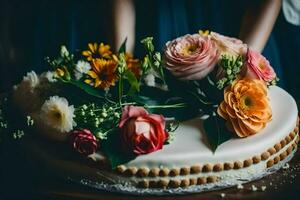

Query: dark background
[0,0,299,199]
[0,0,300,101]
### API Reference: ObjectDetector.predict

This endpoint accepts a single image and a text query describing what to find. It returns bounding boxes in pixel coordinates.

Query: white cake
[25,86,299,195]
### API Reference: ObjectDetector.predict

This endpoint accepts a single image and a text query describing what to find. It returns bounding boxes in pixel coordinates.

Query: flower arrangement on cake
[0,30,278,168]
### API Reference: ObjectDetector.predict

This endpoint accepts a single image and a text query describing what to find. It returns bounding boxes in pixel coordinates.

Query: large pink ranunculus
[164,34,219,80]
[210,32,247,57]
[119,106,168,155]
[241,48,276,82]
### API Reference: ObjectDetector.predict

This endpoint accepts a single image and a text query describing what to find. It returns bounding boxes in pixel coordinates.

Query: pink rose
[210,32,247,56]
[119,106,168,155]
[69,129,98,155]
[164,34,219,80]
[241,48,276,82]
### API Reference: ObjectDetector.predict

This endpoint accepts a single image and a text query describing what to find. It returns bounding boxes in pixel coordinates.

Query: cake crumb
[282,163,290,169]
[237,183,244,189]
[261,186,267,191]
[251,185,257,191]
[220,193,226,198]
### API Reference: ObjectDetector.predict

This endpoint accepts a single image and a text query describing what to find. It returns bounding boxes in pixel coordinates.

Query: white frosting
[124,86,298,168]
[21,85,298,194]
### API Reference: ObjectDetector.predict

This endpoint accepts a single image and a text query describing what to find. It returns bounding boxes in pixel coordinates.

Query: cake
[1,31,298,195]
[23,86,299,195]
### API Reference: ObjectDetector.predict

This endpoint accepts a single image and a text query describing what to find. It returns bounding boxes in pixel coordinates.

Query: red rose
[69,129,98,155]
[119,106,169,155]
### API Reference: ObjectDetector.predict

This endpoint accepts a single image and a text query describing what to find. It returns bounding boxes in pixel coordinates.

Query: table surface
[0,143,299,200]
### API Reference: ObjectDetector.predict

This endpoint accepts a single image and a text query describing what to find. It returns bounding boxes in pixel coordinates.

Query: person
[275,0,300,101]
[113,0,281,53]
[112,0,285,85]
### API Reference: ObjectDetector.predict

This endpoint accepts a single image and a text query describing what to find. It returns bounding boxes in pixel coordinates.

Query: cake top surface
[122,86,297,168]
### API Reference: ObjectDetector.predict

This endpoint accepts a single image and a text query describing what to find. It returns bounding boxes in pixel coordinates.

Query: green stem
[188,91,213,105]
[118,77,122,106]
[102,127,118,136]
[145,103,186,109]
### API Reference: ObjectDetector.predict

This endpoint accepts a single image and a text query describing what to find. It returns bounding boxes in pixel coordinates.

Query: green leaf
[101,130,135,169]
[203,112,232,152]
[124,70,140,96]
[130,90,197,121]
[69,80,106,100]
[118,38,127,54]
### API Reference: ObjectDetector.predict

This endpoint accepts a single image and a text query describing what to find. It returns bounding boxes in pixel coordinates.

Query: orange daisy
[125,53,141,78]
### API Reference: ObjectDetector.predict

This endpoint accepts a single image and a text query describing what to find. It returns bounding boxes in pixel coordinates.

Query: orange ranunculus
[217,78,272,137]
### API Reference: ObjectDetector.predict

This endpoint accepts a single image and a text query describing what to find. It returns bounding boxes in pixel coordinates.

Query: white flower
[13,71,41,113]
[40,71,57,83]
[144,73,156,87]
[40,96,76,133]
[60,45,69,57]
[74,60,91,80]
[22,70,40,90]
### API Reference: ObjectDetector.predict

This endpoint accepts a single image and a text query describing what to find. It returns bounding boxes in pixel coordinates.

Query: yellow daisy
[82,43,113,61]
[85,58,118,89]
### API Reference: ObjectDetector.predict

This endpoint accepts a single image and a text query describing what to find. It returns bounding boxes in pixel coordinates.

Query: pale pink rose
[164,34,219,80]
[210,32,247,57]
[119,106,168,155]
[241,48,276,82]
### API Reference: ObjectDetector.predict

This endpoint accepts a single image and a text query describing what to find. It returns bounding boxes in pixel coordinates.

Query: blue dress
[135,0,287,91]
[2,0,298,101]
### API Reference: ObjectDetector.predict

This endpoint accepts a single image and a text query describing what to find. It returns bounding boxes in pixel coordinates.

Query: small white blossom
[40,71,57,83]
[114,112,120,118]
[144,73,155,87]
[74,60,91,80]
[251,185,257,191]
[220,193,226,198]
[102,112,108,118]
[282,163,290,169]
[237,183,244,189]
[261,186,267,191]
[60,45,69,57]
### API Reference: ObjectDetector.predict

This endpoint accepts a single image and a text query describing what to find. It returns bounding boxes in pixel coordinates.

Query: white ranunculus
[40,96,76,133]
[13,71,41,113]
[74,60,91,80]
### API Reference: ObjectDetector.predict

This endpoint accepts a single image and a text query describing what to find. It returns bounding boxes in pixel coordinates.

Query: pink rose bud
[164,34,219,80]
[119,106,168,155]
[69,129,98,156]
[241,48,276,82]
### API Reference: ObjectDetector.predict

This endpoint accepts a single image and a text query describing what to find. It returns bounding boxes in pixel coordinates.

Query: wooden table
[1,143,299,200]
